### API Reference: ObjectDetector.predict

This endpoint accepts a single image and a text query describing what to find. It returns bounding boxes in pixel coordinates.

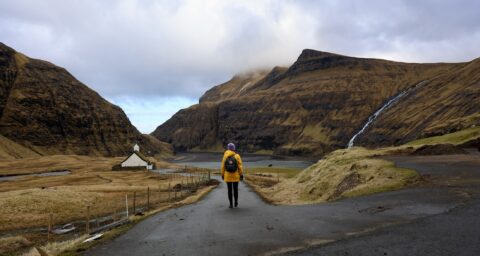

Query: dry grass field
[0,154,214,255]
[0,155,216,255]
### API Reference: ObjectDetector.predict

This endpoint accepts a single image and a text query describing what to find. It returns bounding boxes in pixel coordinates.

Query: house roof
[120,151,152,165]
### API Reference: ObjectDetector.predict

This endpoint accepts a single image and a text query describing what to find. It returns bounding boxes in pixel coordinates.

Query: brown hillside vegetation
[0,42,172,159]
[246,127,480,205]
[153,49,479,157]
[358,58,480,146]
[0,155,203,232]
[0,134,40,159]
[246,147,418,205]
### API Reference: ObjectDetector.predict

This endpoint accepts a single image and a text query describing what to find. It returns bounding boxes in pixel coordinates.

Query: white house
[120,144,154,170]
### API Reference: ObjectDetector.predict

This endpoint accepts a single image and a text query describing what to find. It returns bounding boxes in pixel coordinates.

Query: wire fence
[45,170,214,242]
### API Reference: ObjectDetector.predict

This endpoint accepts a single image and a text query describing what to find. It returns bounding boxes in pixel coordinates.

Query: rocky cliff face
[0,43,172,158]
[152,49,479,157]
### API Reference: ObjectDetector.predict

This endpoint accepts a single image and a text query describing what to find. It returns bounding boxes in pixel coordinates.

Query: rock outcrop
[153,48,479,157]
[0,43,172,158]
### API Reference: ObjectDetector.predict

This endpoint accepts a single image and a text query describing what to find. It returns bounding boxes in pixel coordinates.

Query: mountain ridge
[152,48,479,156]
[0,42,172,159]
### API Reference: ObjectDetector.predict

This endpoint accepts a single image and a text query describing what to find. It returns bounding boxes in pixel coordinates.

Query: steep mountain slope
[152,49,475,156]
[0,43,172,158]
[357,58,480,146]
[0,134,40,159]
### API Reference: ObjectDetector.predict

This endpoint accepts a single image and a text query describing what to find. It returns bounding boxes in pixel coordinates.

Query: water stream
[347,80,428,148]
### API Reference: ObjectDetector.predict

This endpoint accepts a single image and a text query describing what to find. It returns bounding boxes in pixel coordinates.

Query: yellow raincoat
[221,150,243,182]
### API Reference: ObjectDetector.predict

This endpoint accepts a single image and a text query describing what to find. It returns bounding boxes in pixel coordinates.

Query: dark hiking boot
[235,202,238,207]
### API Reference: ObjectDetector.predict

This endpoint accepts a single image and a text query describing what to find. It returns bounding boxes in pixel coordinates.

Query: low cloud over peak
[1,0,479,132]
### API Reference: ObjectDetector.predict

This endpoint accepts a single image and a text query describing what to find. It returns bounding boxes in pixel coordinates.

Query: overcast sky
[1,0,479,133]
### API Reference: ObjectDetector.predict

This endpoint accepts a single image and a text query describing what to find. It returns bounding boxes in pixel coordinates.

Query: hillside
[357,59,480,146]
[0,43,172,159]
[152,49,479,156]
[0,134,39,159]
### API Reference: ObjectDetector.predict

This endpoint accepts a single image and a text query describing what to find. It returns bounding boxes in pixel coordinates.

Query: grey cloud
[1,0,479,100]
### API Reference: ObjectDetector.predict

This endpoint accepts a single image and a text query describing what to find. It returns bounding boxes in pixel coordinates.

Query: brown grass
[0,155,217,255]
[54,184,218,256]
[0,155,210,233]
[244,167,301,190]
[248,128,479,205]
[250,147,419,205]
[0,236,33,255]
[0,134,40,160]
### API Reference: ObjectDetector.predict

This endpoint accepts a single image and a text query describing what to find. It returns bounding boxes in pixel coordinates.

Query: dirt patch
[411,144,468,156]
[328,172,361,200]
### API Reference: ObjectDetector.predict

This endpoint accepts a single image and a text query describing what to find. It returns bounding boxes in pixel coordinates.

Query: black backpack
[225,155,238,173]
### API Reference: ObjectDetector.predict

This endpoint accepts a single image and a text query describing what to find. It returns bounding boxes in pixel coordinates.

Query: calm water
[0,170,71,182]
[170,152,315,170]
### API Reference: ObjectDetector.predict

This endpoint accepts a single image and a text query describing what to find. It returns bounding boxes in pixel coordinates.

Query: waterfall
[347,81,428,148]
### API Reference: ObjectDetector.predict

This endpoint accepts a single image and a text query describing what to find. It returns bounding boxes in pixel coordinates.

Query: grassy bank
[246,126,479,205]
[247,147,418,205]
[406,126,480,146]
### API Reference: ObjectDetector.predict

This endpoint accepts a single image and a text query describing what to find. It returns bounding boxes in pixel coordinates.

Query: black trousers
[226,182,239,205]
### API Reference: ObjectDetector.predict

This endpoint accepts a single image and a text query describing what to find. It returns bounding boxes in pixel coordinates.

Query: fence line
[45,170,213,242]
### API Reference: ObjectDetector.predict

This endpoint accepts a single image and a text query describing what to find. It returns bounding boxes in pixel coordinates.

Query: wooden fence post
[147,187,150,211]
[133,191,136,214]
[158,183,161,202]
[125,194,129,219]
[86,205,90,234]
[47,212,53,242]
[181,179,184,197]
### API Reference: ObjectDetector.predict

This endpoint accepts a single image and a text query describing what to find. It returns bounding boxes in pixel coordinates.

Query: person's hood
[225,150,236,156]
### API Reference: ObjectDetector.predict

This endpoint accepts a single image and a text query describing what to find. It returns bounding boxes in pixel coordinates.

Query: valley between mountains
[153,49,479,157]
[0,41,479,255]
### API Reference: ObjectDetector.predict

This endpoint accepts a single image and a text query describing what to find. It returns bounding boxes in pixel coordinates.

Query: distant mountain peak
[0,42,172,158]
[297,49,342,61]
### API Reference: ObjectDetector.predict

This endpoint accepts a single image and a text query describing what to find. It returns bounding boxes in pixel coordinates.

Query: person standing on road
[221,142,243,208]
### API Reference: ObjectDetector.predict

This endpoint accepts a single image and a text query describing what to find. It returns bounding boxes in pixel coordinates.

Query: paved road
[87,168,466,255]
[289,154,480,255]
